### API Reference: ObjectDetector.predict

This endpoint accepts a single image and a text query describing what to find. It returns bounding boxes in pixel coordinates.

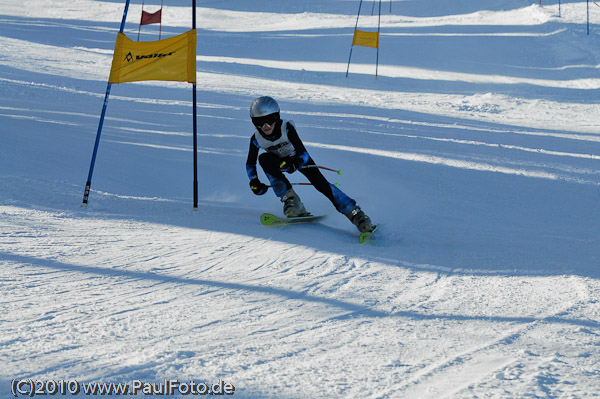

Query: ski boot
[344,206,373,233]
[281,188,308,217]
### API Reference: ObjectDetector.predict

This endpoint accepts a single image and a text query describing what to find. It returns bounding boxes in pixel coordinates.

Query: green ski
[260,213,325,226]
[359,225,379,244]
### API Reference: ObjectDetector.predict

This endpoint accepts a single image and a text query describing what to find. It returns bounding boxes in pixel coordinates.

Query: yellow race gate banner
[109,29,196,84]
[352,29,379,48]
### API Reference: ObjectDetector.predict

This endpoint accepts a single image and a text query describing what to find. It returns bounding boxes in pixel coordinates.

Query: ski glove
[249,178,268,195]
[279,156,303,174]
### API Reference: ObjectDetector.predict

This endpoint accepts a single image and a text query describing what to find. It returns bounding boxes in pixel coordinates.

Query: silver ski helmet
[250,96,280,128]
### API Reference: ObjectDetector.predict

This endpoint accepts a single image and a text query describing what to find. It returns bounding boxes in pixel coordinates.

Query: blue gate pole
[346,0,364,77]
[192,0,198,209]
[375,0,381,79]
[82,0,131,206]
[587,0,590,35]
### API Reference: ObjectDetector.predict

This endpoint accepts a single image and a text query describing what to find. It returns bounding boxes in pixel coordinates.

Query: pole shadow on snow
[4,252,599,329]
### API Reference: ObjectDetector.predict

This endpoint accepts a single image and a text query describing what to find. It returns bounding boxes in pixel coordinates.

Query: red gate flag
[141,9,162,25]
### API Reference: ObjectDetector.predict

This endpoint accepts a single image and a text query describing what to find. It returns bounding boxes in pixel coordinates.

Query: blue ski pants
[258,152,356,214]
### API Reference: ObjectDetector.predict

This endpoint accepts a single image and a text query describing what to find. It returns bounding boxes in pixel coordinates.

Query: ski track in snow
[1,0,600,398]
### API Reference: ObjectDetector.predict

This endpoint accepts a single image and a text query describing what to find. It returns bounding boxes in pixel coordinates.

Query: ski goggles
[252,113,279,129]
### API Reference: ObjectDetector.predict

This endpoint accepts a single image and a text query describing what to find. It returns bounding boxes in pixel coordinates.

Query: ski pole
[301,165,343,175]
[265,182,340,189]
[267,182,312,188]
[280,160,342,175]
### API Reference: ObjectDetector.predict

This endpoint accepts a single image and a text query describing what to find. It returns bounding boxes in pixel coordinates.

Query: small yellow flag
[109,29,196,84]
[352,29,379,48]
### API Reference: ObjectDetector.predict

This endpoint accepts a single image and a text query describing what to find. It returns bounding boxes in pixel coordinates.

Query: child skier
[245,96,374,233]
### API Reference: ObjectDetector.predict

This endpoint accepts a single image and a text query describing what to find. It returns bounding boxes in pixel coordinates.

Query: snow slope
[1,0,599,397]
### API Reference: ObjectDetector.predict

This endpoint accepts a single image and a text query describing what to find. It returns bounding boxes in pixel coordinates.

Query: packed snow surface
[1,0,599,398]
